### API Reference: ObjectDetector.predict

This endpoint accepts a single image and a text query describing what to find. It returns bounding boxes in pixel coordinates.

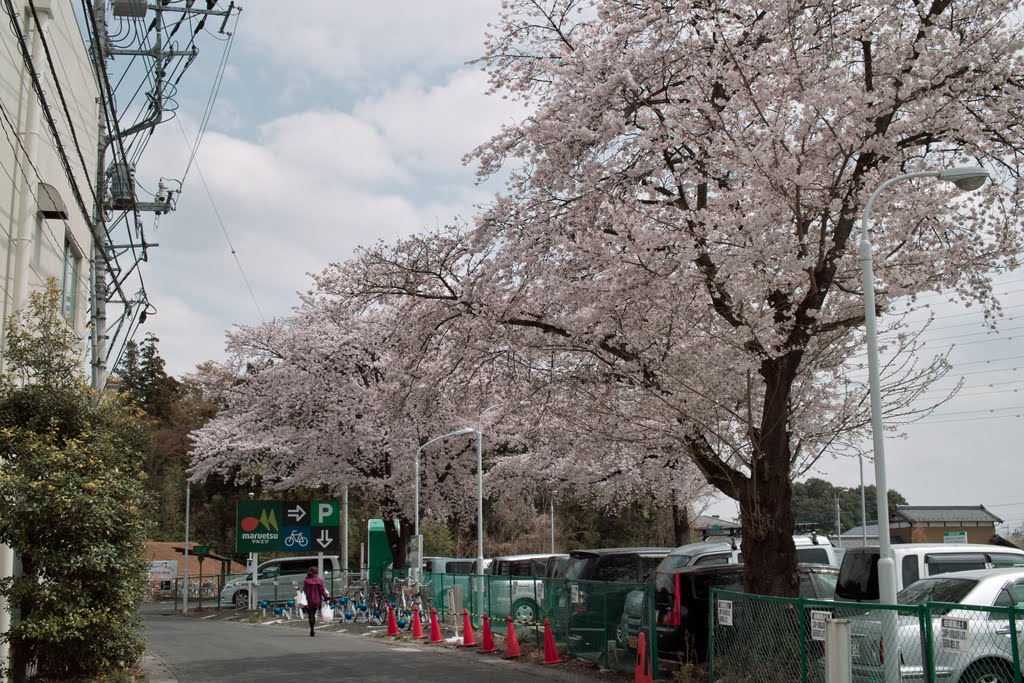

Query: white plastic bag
[319,603,334,625]
[295,589,308,608]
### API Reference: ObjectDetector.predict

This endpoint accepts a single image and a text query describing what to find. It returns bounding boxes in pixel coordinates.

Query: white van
[656,533,843,571]
[835,543,1024,602]
[423,556,476,575]
[220,555,341,608]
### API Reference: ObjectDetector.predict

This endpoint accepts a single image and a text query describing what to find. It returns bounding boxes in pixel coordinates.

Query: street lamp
[414,427,475,581]
[475,402,514,577]
[861,165,989,682]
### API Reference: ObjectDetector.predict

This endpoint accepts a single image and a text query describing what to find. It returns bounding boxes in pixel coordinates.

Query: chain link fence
[381,570,658,676]
[709,589,1023,683]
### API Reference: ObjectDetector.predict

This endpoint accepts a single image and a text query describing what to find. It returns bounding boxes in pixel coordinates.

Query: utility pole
[86,0,236,390]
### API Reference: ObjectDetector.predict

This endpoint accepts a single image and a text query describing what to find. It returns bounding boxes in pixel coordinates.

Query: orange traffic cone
[634,631,653,683]
[461,609,477,647]
[504,615,521,659]
[411,604,425,639]
[479,613,496,654]
[386,604,399,637]
[542,618,561,664]
[428,607,443,643]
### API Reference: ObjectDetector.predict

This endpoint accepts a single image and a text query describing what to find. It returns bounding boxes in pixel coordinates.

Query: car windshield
[897,577,978,605]
[809,571,838,599]
[659,554,695,571]
[563,556,596,580]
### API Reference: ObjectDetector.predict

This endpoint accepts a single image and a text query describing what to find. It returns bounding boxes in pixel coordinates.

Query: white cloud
[239,0,503,85]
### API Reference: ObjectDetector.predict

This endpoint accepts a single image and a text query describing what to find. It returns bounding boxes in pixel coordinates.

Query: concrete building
[1,1,98,364]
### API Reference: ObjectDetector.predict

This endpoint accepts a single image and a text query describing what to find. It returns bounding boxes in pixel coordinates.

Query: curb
[142,652,177,683]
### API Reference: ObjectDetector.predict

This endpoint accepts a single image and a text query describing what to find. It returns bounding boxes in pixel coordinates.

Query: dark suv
[557,547,673,653]
[636,563,837,663]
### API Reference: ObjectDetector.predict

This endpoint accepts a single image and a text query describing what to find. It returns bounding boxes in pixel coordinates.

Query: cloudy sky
[128,1,1024,534]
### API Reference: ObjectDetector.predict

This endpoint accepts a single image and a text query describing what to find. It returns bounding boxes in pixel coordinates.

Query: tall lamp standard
[861,166,989,682]
[414,427,475,581]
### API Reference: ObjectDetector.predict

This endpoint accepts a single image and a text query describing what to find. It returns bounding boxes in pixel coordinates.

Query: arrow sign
[316,529,334,549]
[286,502,309,523]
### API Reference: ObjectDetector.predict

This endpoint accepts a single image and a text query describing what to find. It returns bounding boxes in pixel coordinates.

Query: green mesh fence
[709,589,1023,683]
[378,570,659,676]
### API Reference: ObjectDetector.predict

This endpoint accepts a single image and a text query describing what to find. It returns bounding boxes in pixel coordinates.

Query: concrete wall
[0,1,98,363]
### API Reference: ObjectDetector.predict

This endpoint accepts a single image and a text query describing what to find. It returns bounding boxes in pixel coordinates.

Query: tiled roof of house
[841,523,880,537]
[694,515,741,530]
[891,505,1002,524]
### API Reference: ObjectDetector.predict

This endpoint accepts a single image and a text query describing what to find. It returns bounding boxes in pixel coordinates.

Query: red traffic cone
[428,607,443,643]
[634,631,653,683]
[504,615,521,659]
[386,604,399,637]
[461,609,477,647]
[479,613,496,654]
[411,604,425,639]
[542,617,561,664]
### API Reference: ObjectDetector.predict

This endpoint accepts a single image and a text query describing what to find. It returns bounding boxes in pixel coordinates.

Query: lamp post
[861,166,989,683]
[475,402,511,577]
[414,427,475,581]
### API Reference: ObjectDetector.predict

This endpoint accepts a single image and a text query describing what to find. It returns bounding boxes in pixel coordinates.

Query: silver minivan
[488,553,568,623]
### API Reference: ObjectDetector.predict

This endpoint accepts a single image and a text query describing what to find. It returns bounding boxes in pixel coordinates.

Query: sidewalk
[141,652,176,683]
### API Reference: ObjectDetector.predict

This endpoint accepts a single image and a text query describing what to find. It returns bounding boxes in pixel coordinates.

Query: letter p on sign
[314,501,339,526]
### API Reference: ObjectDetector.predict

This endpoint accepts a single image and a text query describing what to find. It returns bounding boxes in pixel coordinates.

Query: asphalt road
[140,604,617,682]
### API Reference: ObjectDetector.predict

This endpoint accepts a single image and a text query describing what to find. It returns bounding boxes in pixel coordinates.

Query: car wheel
[233,590,248,609]
[615,621,630,650]
[512,598,538,624]
[960,660,1014,683]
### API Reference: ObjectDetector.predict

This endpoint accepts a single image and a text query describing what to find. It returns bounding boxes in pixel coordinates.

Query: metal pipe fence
[709,589,1022,683]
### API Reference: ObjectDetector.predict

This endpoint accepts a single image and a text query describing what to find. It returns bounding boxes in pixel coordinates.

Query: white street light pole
[859,452,867,545]
[475,403,508,577]
[414,427,475,581]
[861,165,989,683]
[183,481,191,614]
[550,496,555,553]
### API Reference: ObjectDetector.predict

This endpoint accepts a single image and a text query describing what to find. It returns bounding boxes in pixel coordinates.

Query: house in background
[889,505,1002,544]
[693,514,742,542]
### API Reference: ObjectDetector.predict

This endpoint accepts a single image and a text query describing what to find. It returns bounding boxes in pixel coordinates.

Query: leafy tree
[0,281,150,681]
[792,477,907,533]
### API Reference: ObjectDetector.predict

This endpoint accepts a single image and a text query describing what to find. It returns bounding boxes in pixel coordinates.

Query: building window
[61,236,80,322]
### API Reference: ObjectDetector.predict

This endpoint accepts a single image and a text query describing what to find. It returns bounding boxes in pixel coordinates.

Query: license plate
[628,635,637,649]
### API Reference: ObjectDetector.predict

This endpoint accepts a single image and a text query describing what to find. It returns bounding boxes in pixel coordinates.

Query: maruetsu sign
[236,500,340,553]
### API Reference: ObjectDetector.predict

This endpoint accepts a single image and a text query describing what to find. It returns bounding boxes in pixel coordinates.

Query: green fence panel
[707,590,1023,683]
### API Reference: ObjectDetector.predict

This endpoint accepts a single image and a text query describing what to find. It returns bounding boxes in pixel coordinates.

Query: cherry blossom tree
[332,0,1024,594]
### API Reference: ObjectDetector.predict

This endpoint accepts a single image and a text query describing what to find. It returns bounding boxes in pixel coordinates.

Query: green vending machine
[366,519,394,586]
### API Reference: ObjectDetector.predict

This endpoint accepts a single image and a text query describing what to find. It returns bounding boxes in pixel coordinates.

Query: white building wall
[0,1,99,363]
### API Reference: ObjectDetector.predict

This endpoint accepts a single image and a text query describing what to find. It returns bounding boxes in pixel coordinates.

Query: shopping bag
[295,589,308,608]
[320,603,334,625]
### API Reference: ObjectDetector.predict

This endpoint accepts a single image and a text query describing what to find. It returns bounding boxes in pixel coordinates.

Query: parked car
[560,547,674,652]
[844,568,1024,683]
[835,543,1024,602]
[423,556,476,575]
[624,563,838,661]
[220,555,342,608]
[657,533,842,571]
[545,554,570,578]
[486,553,567,623]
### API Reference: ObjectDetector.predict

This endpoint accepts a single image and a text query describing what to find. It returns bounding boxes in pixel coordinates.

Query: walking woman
[302,566,329,636]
